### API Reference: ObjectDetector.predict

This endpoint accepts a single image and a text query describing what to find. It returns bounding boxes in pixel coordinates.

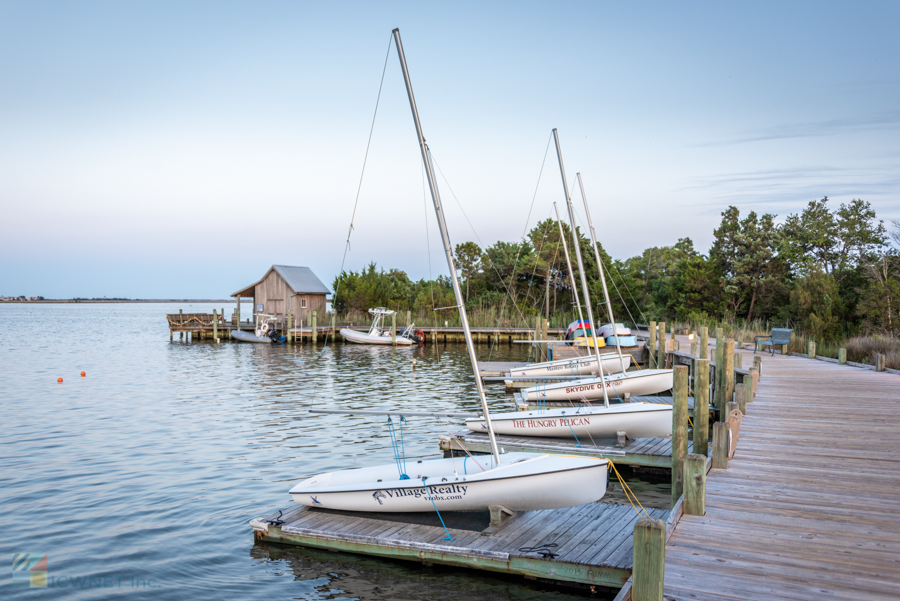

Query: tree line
[332,197,897,343]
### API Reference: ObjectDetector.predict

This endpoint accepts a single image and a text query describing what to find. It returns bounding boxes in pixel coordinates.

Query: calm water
[1,303,665,600]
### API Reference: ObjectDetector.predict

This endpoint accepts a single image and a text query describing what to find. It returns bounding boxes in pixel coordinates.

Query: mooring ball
[57,378,63,383]
[80,371,86,377]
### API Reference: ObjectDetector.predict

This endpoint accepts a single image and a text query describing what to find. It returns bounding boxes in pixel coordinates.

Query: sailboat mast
[577,173,628,374]
[552,129,610,408]
[392,28,501,464]
[553,203,588,349]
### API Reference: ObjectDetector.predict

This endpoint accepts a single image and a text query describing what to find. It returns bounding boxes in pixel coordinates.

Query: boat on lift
[232,313,285,343]
[340,308,419,345]
[502,352,631,379]
[289,29,609,513]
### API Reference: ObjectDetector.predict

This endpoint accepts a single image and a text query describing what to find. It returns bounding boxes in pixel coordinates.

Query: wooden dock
[251,501,670,590]
[440,430,692,469]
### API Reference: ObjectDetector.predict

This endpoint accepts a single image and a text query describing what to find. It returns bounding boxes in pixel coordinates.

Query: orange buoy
[57,378,63,383]
[81,371,86,377]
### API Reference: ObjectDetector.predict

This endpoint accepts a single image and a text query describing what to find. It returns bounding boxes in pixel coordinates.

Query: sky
[1,1,898,299]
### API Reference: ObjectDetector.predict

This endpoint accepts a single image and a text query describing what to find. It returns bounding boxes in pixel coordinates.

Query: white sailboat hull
[518,369,674,402]
[289,452,608,512]
[340,328,415,345]
[505,353,632,378]
[467,402,672,439]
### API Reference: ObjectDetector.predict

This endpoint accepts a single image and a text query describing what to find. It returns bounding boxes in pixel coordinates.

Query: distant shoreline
[1,299,238,304]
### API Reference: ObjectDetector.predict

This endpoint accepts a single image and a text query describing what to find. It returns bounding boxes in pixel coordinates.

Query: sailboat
[289,30,609,513]
[466,129,673,439]
[340,307,419,345]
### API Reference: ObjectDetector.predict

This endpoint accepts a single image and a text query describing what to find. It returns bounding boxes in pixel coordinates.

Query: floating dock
[250,501,671,590]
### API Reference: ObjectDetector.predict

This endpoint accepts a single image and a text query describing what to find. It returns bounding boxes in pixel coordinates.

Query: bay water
[1,303,666,600]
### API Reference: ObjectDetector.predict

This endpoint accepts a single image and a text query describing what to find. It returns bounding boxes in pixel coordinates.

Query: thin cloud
[694,113,900,147]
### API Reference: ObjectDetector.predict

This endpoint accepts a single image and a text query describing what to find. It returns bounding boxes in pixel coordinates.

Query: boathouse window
[300,298,307,309]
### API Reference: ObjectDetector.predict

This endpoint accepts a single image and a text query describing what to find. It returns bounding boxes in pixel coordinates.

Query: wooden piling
[735,384,746,415]
[672,365,689,504]
[693,358,710,457]
[750,366,759,398]
[236,302,240,329]
[734,354,742,369]
[286,311,293,344]
[727,400,738,416]
[179,309,183,340]
[392,312,397,345]
[649,321,657,368]
[808,340,816,359]
[657,321,666,369]
[712,422,730,469]
[212,309,218,340]
[753,355,761,376]
[876,354,886,372]
[741,380,751,414]
[683,454,707,516]
[699,326,709,360]
[839,347,847,365]
[632,518,666,601]
[723,340,735,415]
[312,311,317,344]
[714,328,724,409]
[331,312,336,339]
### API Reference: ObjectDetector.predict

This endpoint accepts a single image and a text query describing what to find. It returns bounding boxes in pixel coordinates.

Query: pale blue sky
[1,1,898,298]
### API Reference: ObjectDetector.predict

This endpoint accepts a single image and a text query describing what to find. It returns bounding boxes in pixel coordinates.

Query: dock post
[753,355,761,375]
[632,518,666,601]
[179,309,183,340]
[406,310,411,328]
[876,353,886,372]
[648,321,657,368]
[699,326,708,360]
[749,366,759,398]
[657,321,666,369]
[312,311,317,344]
[683,454,706,516]
[431,328,436,345]
[741,380,751,414]
[287,311,293,344]
[734,353,742,369]
[735,384,746,415]
[808,340,816,359]
[236,301,240,333]
[712,422,730,469]
[170,328,173,341]
[723,340,735,414]
[714,328,724,409]
[213,309,218,341]
[544,319,550,360]
[839,347,847,365]
[672,365,689,504]
[392,312,397,345]
[693,358,710,456]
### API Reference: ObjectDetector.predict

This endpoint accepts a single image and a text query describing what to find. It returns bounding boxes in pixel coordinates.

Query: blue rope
[463,455,469,475]
[422,477,453,540]
[562,410,582,447]
[387,416,410,480]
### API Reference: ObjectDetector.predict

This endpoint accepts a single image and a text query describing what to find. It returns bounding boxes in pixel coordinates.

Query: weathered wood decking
[251,501,668,589]
[661,346,900,601]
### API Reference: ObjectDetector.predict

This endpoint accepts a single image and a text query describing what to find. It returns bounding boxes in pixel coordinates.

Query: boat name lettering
[512,417,591,429]
[377,484,468,501]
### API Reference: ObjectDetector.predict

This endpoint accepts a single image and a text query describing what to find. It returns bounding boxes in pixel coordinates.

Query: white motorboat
[504,353,631,379]
[340,308,418,346]
[289,452,608,512]
[232,313,283,343]
[287,30,609,515]
[517,369,673,403]
[466,403,672,439]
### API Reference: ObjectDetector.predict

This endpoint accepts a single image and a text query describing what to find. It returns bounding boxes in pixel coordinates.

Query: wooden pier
[250,501,671,590]
[655,344,900,601]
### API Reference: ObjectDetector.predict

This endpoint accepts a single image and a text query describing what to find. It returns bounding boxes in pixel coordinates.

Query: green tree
[734,212,783,319]
[454,241,482,302]
[790,270,843,343]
